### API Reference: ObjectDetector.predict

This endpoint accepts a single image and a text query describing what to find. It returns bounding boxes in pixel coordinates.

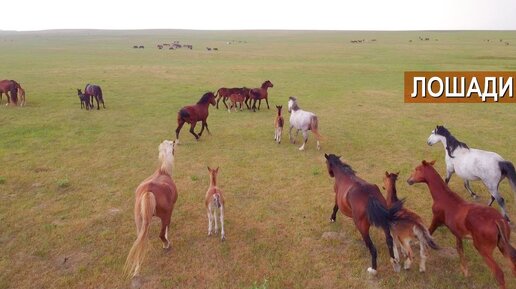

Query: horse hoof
[299,147,305,151]
[367,267,377,275]
[330,218,335,223]
[221,235,225,241]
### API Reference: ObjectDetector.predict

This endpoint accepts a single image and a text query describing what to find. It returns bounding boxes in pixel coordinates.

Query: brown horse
[383,171,438,272]
[175,92,216,142]
[407,160,516,289]
[227,93,245,112]
[326,154,402,275]
[84,84,105,110]
[249,80,273,112]
[274,105,284,144]
[0,80,21,106]
[125,140,179,278]
[205,166,226,241]
[215,87,250,109]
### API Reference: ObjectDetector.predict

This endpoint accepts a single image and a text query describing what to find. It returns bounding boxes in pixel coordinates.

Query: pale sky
[2,0,515,31]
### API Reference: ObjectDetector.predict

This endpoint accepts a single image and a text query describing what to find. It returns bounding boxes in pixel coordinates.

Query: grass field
[0,30,515,289]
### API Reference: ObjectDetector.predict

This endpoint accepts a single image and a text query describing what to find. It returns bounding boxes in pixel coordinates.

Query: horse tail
[310,115,323,141]
[495,219,516,270]
[366,197,403,231]
[124,191,156,278]
[97,86,103,100]
[213,193,221,209]
[499,161,516,194]
[413,221,439,250]
[9,81,18,105]
[278,116,284,128]
[177,108,190,123]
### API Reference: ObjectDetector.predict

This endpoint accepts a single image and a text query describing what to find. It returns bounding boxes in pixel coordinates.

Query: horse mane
[197,92,214,104]
[289,96,300,111]
[435,126,469,158]
[261,81,270,88]
[327,154,356,175]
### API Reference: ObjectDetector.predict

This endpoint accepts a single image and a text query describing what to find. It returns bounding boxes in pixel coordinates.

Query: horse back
[137,174,178,212]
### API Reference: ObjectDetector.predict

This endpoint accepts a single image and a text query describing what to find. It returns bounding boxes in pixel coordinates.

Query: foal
[205,167,225,241]
[408,160,516,289]
[125,140,179,277]
[228,93,245,112]
[77,89,92,110]
[274,105,284,144]
[383,171,438,272]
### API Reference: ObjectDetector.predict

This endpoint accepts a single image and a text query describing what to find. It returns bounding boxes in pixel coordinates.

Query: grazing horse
[325,154,402,275]
[228,93,245,112]
[0,79,21,106]
[205,167,226,241]
[124,140,179,278]
[427,125,516,221]
[407,160,516,289]
[274,105,284,144]
[383,171,438,272]
[175,92,216,142]
[249,80,273,112]
[84,84,105,110]
[77,89,93,110]
[17,86,26,107]
[287,97,321,151]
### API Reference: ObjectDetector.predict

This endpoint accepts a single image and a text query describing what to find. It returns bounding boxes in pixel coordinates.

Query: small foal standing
[408,160,516,289]
[205,167,225,241]
[274,105,284,144]
[125,140,179,278]
[383,171,438,272]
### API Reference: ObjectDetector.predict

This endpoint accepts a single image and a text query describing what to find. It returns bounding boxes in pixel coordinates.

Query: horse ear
[385,171,389,176]
[324,153,329,159]
[429,160,436,165]
[207,166,211,171]
[215,166,219,172]
[396,171,400,176]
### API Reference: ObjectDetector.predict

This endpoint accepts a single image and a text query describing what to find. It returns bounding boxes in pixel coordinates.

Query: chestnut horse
[215,87,250,109]
[249,80,273,112]
[227,93,245,112]
[175,92,216,142]
[125,140,179,278]
[0,80,20,106]
[383,171,438,272]
[326,154,402,275]
[408,160,516,289]
[84,84,105,110]
[205,166,226,241]
[274,105,284,144]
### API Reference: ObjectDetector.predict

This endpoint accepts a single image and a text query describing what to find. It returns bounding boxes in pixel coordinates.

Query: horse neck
[277,110,282,117]
[385,181,399,206]
[332,167,356,184]
[209,174,217,187]
[423,167,464,204]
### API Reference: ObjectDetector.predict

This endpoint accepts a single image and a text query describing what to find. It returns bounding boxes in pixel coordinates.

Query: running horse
[83,84,105,110]
[124,140,179,278]
[407,160,516,289]
[325,154,403,275]
[249,80,273,112]
[0,80,22,106]
[175,92,216,143]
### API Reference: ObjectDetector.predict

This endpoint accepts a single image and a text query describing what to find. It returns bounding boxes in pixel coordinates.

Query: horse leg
[402,238,413,270]
[487,183,510,222]
[475,242,505,288]
[299,130,308,151]
[189,122,199,140]
[202,120,211,135]
[220,204,225,241]
[428,215,442,235]
[222,96,228,109]
[94,95,100,110]
[252,99,257,112]
[213,206,219,235]
[258,99,261,110]
[175,120,185,142]
[265,97,270,109]
[159,218,171,249]
[278,127,282,144]
[419,236,428,272]
[289,125,295,144]
[445,166,454,183]
[207,204,213,236]
[455,237,469,277]
[330,203,338,222]
[382,225,400,272]
[464,180,478,199]
[357,223,378,274]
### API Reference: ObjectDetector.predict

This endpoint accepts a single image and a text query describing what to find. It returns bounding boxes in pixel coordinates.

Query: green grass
[0,30,515,289]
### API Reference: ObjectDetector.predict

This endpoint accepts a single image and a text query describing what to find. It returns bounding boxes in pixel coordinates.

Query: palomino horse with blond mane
[408,160,516,289]
[205,166,226,241]
[175,92,216,142]
[124,140,179,278]
[383,171,438,272]
[326,154,403,275]
[288,96,321,151]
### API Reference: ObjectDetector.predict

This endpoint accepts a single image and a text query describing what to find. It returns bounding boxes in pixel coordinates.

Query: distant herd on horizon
[2,78,516,289]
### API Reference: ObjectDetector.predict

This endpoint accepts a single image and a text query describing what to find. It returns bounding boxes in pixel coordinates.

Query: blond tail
[310,115,323,141]
[413,222,439,250]
[124,192,156,277]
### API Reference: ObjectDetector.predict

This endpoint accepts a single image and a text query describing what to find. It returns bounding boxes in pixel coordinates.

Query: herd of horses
[125,80,516,288]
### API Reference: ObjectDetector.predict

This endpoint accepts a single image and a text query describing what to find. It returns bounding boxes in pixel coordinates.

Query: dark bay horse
[84,84,105,110]
[125,140,179,278]
[408,160,516,289]
[175,92,216,142]
[325,154,403,275]
[0,80,20,106]
[77,89,93,110]
[249,80,273,112]
[215,87,250,109]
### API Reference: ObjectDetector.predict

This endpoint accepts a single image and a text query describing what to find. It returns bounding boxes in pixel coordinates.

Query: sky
[2,0,515,31]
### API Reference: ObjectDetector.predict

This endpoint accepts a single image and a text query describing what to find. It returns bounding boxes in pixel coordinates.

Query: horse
[383,171,438,272]
[227,93,245,112]
[175,92,216,142]
[274,105,284,144]
[124,140,179,278]
[84,84,105,110]
[215,87,249,109]
[205,166,226,241]
[287,96,322,151]
[0,79,20,106]
[249,80,274,112]
[407,160,516,289]
[17,86,26,107]
[427,125,516,221]
[325,154,402,275]
[77,89,93,110]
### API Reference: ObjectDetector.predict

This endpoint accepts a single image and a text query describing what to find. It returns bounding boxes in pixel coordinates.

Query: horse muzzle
[407,178,415,185]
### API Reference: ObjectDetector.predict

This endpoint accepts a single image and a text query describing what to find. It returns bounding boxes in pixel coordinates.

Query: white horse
[427,125,516,221]
[287,96,322,151]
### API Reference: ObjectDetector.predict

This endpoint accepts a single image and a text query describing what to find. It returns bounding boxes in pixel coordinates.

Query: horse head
[407,160,435,185]
[382,171,399,190]
[325,153,342,178]
[427,125,446,146]
[287,96,297,113]
[263,80,274,88]
[158,140,176,174]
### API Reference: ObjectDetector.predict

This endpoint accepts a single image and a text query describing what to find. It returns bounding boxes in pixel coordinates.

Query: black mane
[197,92,214,104]
[435,125,469,158]
[326,154,356,175]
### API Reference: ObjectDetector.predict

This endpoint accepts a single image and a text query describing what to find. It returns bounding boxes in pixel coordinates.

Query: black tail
[499,161,516,193]
[97,86,103,100]
[366,197,403,230]
[178,108,190,122]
